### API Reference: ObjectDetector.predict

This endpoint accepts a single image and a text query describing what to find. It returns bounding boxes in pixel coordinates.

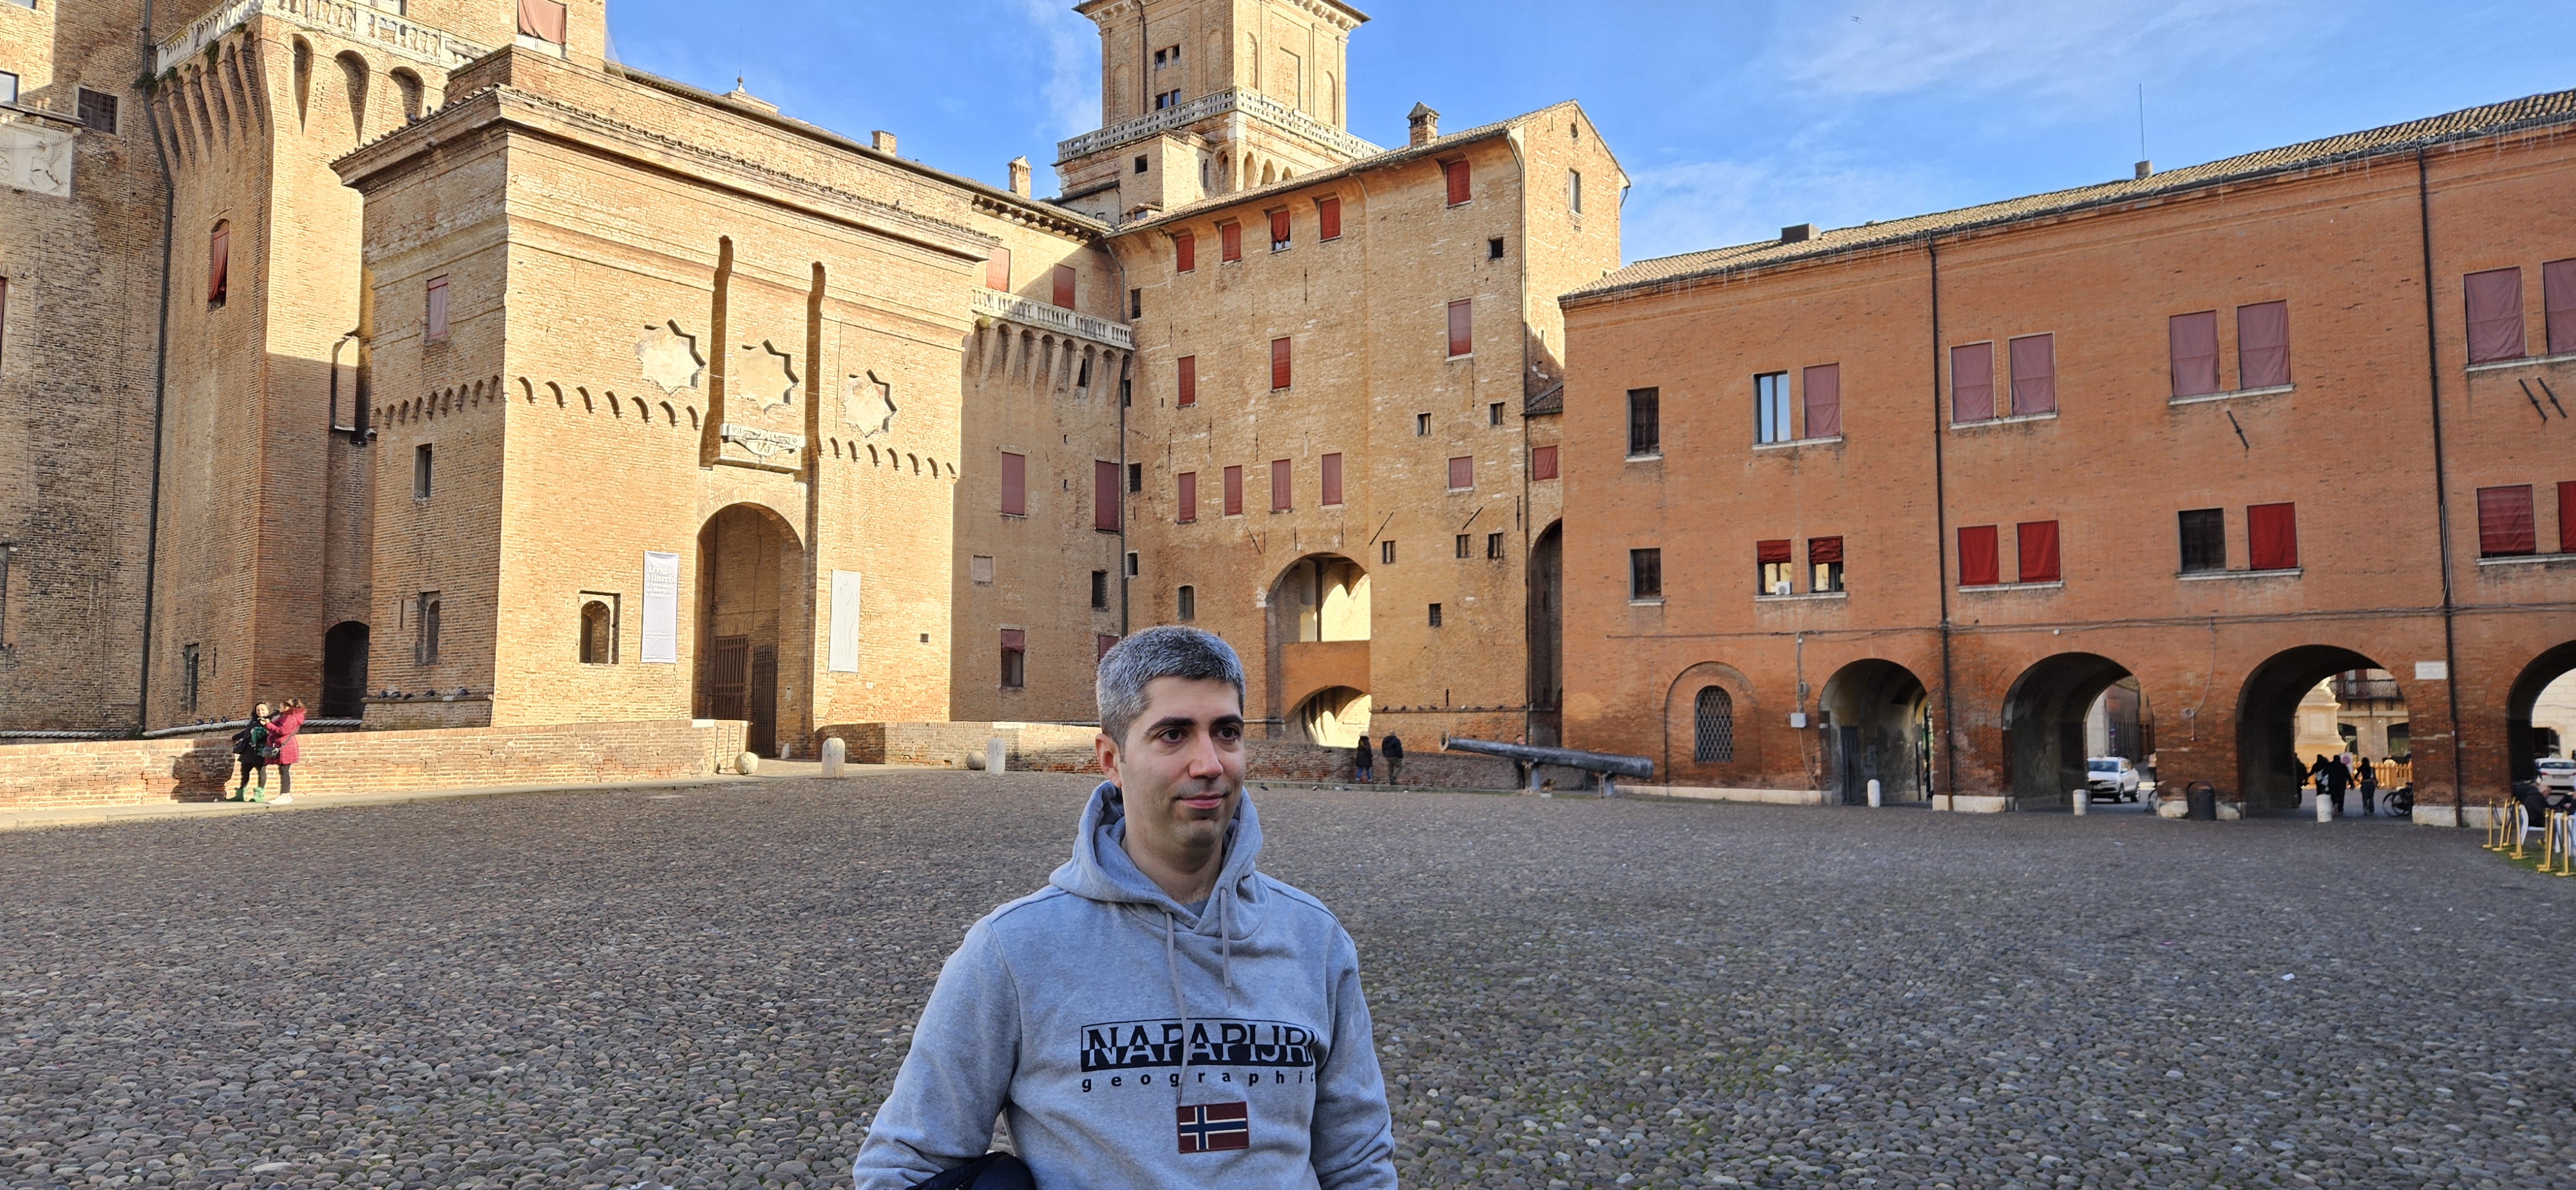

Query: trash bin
[2185,781,2217,821]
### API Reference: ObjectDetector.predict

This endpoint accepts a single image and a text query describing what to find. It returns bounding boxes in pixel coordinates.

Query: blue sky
[605,0,2576,264]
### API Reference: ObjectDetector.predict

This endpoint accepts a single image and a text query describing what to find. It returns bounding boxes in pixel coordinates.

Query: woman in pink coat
[270,699,307,804]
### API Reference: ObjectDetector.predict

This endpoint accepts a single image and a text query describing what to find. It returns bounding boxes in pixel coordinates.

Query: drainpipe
[1928,237,1956,800]
[2416,149,2468,824]
[328,330,358,436]
[134,0,175,734]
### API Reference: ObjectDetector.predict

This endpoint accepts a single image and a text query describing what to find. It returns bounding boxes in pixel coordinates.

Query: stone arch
[2237,645,2403,813]
[291,37,313,129]
[2002,652,2141,808]
[336,51,369,143]
[661,401,676,426]
[320,621,370,718]
[389,67,424,122]
[517,377,534,402]
[1662,661,1757,784]
[1692,686,1736,764]
[578,598,613,664]
[687,406,699,428]
[548,382,565,406]
[1819,659,1931,805]
[1294,686,1371,748]
[578,386,594,413]
[1262,161,1276,185]
[2508,640,2576,781]
[224,41,259,134]
[867,445,880,466]
[1527,520,1562,744]
[1264,553,1370,732]
[695,502,808,759]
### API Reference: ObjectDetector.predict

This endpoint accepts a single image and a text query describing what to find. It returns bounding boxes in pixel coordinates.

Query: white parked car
[2087,757,2142,802]
[2538,758,2576,793]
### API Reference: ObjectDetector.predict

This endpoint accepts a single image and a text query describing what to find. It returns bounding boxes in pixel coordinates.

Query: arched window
[579,600,612,664]
[1693,686,1734,762]
[1177,584,1196,621]
[207,220,231,307]
[390,68,423,122]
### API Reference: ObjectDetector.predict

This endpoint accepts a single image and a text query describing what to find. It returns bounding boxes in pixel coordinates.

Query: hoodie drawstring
[1218,883,1235,992]
[1163,909,1191,1106]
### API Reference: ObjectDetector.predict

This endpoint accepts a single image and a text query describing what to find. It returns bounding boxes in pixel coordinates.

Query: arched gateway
[694,504,806,759]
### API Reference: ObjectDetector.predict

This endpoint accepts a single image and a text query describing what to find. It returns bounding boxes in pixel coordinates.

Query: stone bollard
[820,736,847,779]
[735,751,760,777]
[2071,788,2089,816]
[2317,789,2333,822]
[987,737,1008,774]
[1867,779,1882,808]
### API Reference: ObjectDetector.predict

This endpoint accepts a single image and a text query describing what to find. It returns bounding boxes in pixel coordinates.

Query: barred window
[1694,686,1735,762]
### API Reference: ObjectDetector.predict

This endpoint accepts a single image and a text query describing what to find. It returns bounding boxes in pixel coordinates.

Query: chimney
[1407,102,1439,147]
[1008,156,1032,198]
[1780,223,1817,244]
[2134,160,2154,179]
[871,130,898,155]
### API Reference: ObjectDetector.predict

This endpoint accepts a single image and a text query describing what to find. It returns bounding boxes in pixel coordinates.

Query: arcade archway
[320,621,370,719]
[1527,522,1563,745]
[1265,554,1369,736]
[2507,641,2576,782]
[2236,645,2405,813]
[2002,653,2142,806]
[1817,659,1929,804]
[1293,685,1372,747]
[695,504,805,759]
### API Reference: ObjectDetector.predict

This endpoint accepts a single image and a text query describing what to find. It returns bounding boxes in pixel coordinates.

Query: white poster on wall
[641,551,681,663]
[828,570,863,673]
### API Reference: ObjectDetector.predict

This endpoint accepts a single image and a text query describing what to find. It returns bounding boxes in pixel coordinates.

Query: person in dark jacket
[229,703,274,802]
[2355,755,2378,817]
[1381,734,1404,786]
[2308,754,2347,817]
[1353,734,1374,784]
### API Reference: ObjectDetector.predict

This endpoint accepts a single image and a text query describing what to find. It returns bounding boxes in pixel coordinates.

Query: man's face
[1100,676,1247,855]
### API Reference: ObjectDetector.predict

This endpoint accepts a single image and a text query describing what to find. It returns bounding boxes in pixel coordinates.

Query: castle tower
[1054,0,1374,224]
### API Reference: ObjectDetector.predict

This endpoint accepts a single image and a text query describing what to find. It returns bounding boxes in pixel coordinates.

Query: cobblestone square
[3,774,2570,1189]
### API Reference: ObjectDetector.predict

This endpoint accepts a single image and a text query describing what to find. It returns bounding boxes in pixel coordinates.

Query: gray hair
[1096,626,1246,745]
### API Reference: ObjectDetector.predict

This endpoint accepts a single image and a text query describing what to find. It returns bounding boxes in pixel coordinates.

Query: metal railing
[158,0,489,74]
[972,288,1134,350]
[1055,88,1379,164]
[2333,676,2403,703]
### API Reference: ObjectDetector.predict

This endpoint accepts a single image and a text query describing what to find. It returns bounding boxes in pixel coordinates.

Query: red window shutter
[1802,363,1841,438]
[516,0,567,42]
[425,277,449,341]
[1447,299,1473,357]
[1097,634,1119,661]
[1958,525,1999,587]
[1756,539,1792,564]
[1222,466,1244,516]
[1443,160,1470,206]
[2016,520,2061,583]
[985,247,1011,291]
[2247,503,2298,571]
[1320,453,1343,505]
[2465,267,2526,364]
[1177,471,1197,522]
[999,451,1027,516]
[2169,311,2219,397]
[1269,209,1290,246]
[1808,536,1843,565]
[2561,482,2576,554]
[1447,455,1472,491]
[2237,301,2289,389]
[1052,265,1077,309]
[1271,337,1291,389]
[1950,343,1993,422]
[999,628,1025,652]
[1318,196,1341,240]
[2009,334,2055,415]
[1174,232,1195,273]
[2545,259,2576,355]
[2477,485,2536,556]
[1094,460,1121,531]
[1531,444,1558,480]
[1220,223,1243,261]
[1177,355,1197,406]
[1267,458,1291,511]
[208,223,230,303]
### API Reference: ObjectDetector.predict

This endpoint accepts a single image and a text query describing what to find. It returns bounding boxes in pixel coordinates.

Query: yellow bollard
[2511,804,2530,861]
[2485,801,2503,850]
[2557,812,2575,877]
[2539,809,2556,871]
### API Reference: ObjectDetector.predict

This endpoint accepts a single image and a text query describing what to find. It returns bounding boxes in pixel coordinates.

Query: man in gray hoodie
[851,626,1399,1190]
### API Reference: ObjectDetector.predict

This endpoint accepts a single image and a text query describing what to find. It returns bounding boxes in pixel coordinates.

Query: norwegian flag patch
[1176,1101,1251,1153]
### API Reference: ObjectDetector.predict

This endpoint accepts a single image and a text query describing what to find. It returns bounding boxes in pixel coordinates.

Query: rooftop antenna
[2133,84,2152,179]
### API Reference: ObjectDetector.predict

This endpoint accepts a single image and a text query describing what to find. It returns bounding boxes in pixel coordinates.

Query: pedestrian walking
[229,704,276,802]
[1381,733,1404,786]
[1352,733,1374,784]
[2307,754,2334,816]
[848,627,1397,1190]
[270,699,307,804]
[2356,755,2378,817]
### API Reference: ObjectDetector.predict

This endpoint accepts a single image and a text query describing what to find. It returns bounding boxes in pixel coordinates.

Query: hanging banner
[828,571,862,672]
[640,551,680,663]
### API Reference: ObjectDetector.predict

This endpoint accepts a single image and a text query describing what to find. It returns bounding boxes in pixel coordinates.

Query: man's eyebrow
[1148,713,1245,733]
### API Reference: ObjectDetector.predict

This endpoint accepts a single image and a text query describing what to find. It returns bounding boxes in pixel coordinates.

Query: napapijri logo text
[1079,1019,1318,1072]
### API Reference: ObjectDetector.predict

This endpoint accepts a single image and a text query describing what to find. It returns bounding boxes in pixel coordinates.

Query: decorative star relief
[844,371,898,439]
[634,321,704,394]
[734,341,799,413]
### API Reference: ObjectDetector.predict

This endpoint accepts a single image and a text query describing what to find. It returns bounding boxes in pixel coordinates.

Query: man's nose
[1183,730,1226,777]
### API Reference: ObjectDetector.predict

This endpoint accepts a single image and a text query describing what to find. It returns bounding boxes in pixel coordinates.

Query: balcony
[1056,88,1379,165]
[158,0,489,74]
[971,288,1133,350]
[2332,675,2402,703]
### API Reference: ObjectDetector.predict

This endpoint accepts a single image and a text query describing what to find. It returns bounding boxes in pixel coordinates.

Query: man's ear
[1095,730,1124,791]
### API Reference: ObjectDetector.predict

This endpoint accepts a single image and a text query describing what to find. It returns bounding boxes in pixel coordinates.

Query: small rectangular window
[413,444,433,499]
[1126,552,1139,577]
[999,451,1027,516]
[2009,334,2056,416]
[1094,460,1122,532]
[1320,453,1343,506]
[425,276,450,343]
[1757,538,1792,594]
[2237,301,2289,389]
[1488,402,1504,426]
[0,71,17,106]
[999,629,1026,688]
[1567,169,1582,214]
[1488,237,1504,260]
[2465,267,2525,364]
[181,643,201,712]
[1415,412,1431,436]
[1174,232,1195,273]
[1222,465,1244,516]
[1446,455,1473,491]
[1271,458,1292,512]
[1428,603,1443,627]
[1447,298,1473,358]
[516,0,567,42]
[1318,197,1342,240]
[1627,388,1660,456]
[2016,520,2061,583]
[2546,260,2576,355]
[1177,355,1197,406]
[1809,536,1844,593]
[1531,444,1558,480]
[208,222,231,307]
[2177,508,2225,572]
[1630,549,1663,600]
[1090,570,1109,610]
[1958,525,2000,587]
[1053,265,1077,309]
[1177,471,1197,523]
[2248,503,2298,571]
[1269,209,1291,251]
[2564,482,2576,554]
[986,247,1011,291]
[1486,532,1504,560]
[1381,540,1397,565]
[1270,337,1291,390]
[1128,288,1142,319]
[416,592,442,665]
[1454,533,1471,559]
[2169,310,2219,398]
[76,88,118,134]
[1443,159,1471,206]
[1127,462,1142,493]
[1220,222,1244,262]
[1177,584,1196,621]
[1951,343,1994,422]
[2478,485,2537,557]
[1754,372,1790,444]
[1802,364,1841,439]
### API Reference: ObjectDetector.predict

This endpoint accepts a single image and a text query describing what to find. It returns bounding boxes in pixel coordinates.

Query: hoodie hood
[1053,780,1270,931]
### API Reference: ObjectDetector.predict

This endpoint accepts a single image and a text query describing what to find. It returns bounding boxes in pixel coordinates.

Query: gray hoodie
[850,782,1398,1190]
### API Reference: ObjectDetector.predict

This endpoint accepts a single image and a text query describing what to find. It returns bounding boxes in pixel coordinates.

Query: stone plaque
[719,422,804,467]
[0,116,77,198]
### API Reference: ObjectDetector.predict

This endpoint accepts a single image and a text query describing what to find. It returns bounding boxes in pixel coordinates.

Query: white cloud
[1773,0,2337,102]
[1010,0,1098,139]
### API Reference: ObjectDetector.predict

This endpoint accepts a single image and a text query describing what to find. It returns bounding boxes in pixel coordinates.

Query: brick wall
[819,721,1522,789]
[0,719,747,813]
